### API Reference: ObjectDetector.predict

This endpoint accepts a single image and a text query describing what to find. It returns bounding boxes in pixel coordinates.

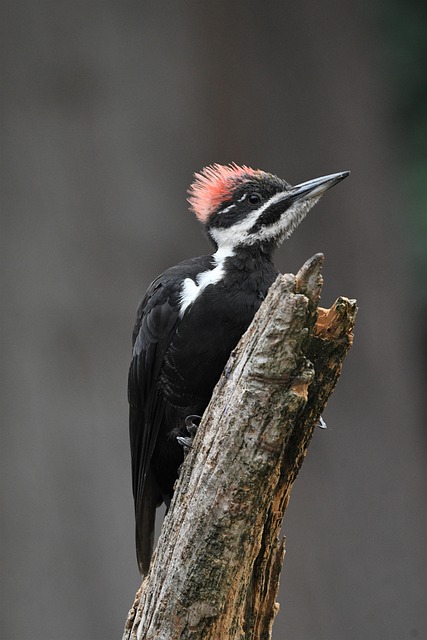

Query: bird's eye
[248,192,262,206]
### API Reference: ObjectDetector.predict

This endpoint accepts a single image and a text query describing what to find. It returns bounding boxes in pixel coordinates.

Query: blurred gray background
[2,2,426,639]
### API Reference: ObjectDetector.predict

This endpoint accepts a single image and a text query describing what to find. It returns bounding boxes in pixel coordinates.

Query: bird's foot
[317,416,327,429]
[177,414,201,455]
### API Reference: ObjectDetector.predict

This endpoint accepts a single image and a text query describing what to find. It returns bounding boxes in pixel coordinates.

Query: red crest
[188,163,259,222]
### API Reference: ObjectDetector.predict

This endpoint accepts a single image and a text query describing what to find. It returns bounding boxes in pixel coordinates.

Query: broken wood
[122,254,356,640]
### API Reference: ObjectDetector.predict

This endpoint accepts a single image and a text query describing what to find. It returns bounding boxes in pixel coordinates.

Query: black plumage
[128,164,349,574]
[128,251,278,574]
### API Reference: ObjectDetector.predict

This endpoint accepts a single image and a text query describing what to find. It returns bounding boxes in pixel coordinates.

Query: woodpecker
[128,163,349,575]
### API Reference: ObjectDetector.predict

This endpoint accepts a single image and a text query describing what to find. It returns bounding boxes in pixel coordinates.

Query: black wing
[128,256,213,574]
[128,274,181,574]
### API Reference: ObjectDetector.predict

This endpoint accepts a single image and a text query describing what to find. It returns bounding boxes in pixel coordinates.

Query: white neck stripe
[179,247,235,316]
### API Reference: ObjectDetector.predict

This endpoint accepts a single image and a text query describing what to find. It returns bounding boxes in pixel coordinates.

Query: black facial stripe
[209,206,250,228]
[247,198,291,234]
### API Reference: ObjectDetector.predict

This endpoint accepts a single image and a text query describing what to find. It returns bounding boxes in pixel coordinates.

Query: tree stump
[122,254,356,640]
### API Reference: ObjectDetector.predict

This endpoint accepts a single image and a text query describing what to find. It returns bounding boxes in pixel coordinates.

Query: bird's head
[188,163,349,251]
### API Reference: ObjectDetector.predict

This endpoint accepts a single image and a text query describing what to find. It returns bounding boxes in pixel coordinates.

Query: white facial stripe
[218,192,246,213]
[219,203,236,214]
[210,192,319,249]
[179,247,235,316]
[251,196,320,243]
[209,190,288,248]
[210,190,288,246]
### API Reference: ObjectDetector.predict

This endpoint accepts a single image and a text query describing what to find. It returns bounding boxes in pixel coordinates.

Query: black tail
[135,471,157,576]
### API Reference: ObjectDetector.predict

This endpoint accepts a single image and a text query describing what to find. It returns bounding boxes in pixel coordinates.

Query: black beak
[289,171,350,201]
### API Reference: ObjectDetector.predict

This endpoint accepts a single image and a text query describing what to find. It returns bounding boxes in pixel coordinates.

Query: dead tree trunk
[122,254,356,640]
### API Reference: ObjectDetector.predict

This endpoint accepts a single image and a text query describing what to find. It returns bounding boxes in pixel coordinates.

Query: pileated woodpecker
[128,163,349,575]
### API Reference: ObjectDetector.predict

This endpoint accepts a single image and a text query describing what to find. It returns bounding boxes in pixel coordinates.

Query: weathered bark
[123,254,356,640]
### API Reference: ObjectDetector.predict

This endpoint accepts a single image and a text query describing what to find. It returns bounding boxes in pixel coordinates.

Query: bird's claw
[184,414,201,435]
[176,435,193,450]
[317,416,327,429]
[177,415,202,456]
